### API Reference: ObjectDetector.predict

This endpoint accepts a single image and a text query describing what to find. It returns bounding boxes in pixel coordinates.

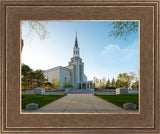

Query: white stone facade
[44,66,71,88]
[43,32,92,89]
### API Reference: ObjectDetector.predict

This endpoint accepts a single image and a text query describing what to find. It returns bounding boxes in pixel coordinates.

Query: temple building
[43,32,92,90]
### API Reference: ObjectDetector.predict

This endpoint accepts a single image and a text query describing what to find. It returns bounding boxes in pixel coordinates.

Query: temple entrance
[79,81,93,90]
[81,83,86,89]
[69,81,93,94]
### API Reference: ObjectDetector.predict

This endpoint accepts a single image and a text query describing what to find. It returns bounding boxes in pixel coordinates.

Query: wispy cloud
[100,41,138,65]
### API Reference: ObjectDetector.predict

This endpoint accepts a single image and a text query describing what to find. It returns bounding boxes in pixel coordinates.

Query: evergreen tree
[106,79,111,88]
[21,63,32,77]
[111,78,116,87]
[34,70,46,88]
[21,69,46,90]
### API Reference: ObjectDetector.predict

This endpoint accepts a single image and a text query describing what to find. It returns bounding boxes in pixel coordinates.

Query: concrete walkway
[23,94,137,113]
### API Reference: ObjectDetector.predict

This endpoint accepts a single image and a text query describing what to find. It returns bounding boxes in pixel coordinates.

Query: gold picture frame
[0,0,159,133]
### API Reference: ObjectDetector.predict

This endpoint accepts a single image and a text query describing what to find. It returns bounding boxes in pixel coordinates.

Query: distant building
[43,32,92,89]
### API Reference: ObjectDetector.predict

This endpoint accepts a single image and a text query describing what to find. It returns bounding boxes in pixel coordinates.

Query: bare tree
[22,21,48,39]
[21,21,48,51]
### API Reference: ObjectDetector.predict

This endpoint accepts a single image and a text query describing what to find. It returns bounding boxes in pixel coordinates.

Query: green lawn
[95,94,139,109]
[22,94,65,109]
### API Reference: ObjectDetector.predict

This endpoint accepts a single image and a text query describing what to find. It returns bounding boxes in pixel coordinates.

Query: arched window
[64,77,67,84]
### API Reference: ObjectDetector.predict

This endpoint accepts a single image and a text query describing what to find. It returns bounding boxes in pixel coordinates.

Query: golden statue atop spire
[74,31,78,47]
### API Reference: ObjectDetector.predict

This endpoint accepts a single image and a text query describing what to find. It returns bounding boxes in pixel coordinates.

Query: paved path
[23,94,137,113]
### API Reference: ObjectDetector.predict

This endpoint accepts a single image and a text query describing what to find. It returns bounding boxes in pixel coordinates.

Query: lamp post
[93,77,96,89]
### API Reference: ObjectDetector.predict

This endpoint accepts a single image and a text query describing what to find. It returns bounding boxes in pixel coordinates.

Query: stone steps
[68,89,93,94]
[68,92,93,94]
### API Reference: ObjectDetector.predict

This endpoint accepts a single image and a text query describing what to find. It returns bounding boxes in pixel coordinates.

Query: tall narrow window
[79,65,82,81]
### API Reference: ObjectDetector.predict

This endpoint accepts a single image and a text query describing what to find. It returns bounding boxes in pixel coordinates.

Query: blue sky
[21,21,139,81]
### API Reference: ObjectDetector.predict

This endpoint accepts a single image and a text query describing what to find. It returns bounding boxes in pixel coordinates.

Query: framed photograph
[0,0,159,133]
[21,20,140,114]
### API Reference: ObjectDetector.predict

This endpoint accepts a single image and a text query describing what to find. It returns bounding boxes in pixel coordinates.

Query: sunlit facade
[43,32,92,89]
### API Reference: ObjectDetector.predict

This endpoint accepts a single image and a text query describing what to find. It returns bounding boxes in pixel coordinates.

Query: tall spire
[73,31,80,58]
[75,31,78,47]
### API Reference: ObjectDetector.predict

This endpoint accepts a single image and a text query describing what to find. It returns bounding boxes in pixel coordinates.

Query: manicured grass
[95,94,139,109]
[22,94,65,109]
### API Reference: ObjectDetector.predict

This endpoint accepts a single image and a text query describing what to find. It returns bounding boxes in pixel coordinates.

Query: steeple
[75,31,78,47]
[73,31,80,58]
